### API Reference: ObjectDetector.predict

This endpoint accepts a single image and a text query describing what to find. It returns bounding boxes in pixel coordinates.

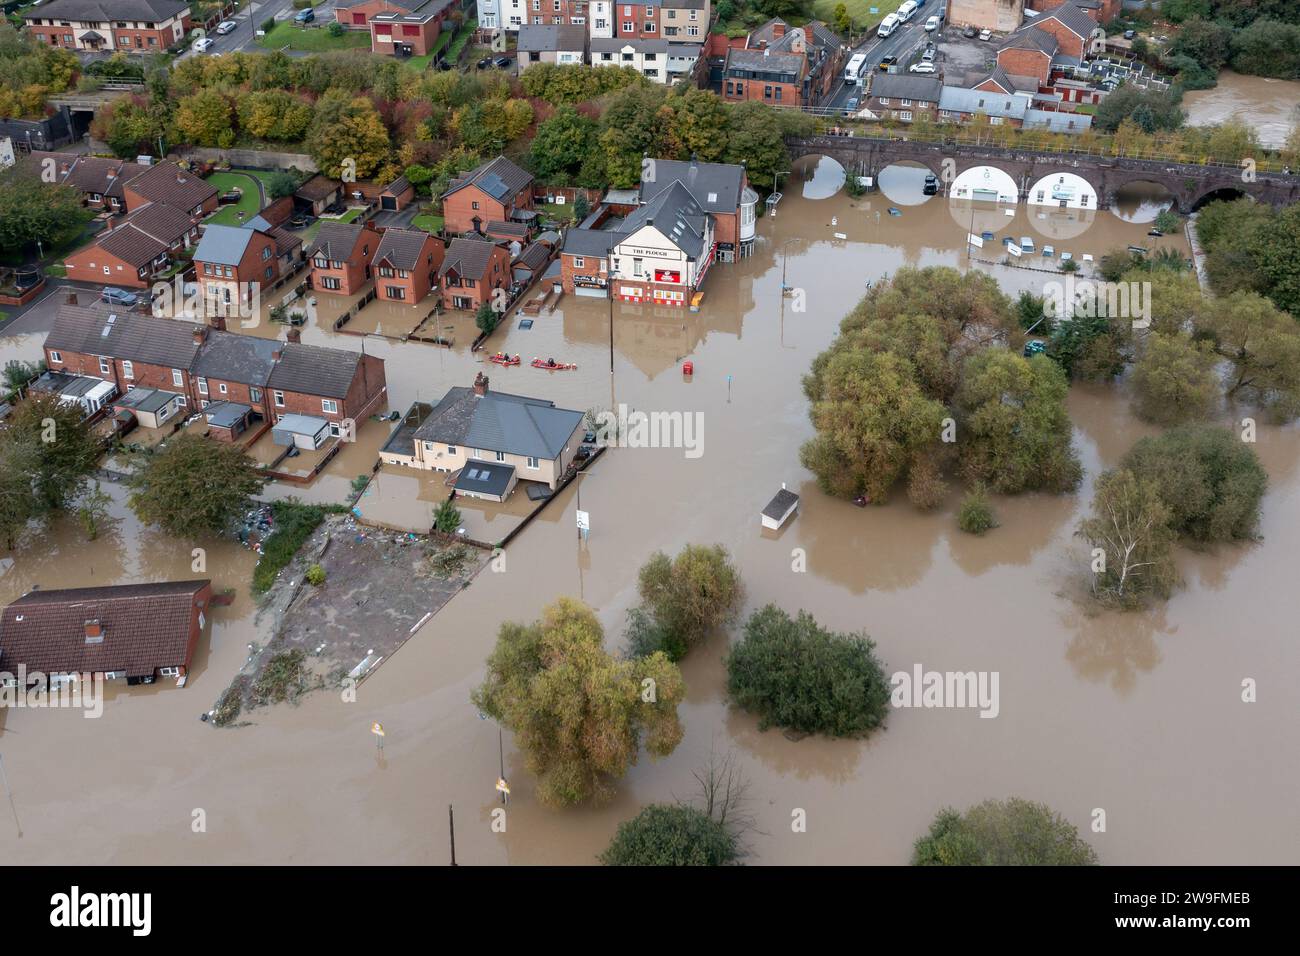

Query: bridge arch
[1026,170,1099,210]
[1190,185,1250,211]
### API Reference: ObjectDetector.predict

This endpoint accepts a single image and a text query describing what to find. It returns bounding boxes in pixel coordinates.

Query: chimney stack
[192,325,207,345]
[473,371,489,396]
[286,326,302,344]
[272,348,283,362]
[65,290,78,305]
[83,620,103,643]
[210,314,227,332]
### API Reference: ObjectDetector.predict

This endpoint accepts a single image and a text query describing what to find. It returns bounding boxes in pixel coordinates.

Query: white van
[897,1,918,22]
[878,13,900,37]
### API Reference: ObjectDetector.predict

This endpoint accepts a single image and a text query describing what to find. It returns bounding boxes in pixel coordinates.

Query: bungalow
[441,156,535,236]
[335,0,429,30]
[22,0,192,53]
[517,22,587,71]
[379,372,585,492]
[864,74,943,124]
[438,238,511,311]
[0,580,214,688]
[64,202,201,288]
[372,227,444,303]
[308,221,380,296]
[193,221,302,312]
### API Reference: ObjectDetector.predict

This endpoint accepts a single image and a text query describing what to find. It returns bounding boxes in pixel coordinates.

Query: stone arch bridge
[786,135,1299,213]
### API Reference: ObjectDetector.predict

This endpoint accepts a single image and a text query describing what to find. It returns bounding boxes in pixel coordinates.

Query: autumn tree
[305,90,392,180]
[1129,332,1220,424]
[1194,290,1300,420]
[955,349,1081,494]
[528,105,596,181]
[601,805,739,866]
[1077,468,1179,607]
[173,89,234,147]
[0,169,94,256]
[471,598,685,806]
[627,543,743,660]
[912,798,1098,866]
[127,433,265,538]
[0,434,39,551]
[237,89,313,142]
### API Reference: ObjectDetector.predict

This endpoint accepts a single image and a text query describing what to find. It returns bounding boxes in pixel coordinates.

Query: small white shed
[761,484,800,530]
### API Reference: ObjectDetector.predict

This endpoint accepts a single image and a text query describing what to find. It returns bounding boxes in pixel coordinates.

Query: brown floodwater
[1,174,1296,866]
[1184,70,1300,149]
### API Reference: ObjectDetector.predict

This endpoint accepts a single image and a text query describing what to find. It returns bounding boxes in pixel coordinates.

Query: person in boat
[547,357,555,367]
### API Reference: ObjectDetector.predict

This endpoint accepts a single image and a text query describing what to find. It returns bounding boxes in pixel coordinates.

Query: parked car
[294,7,315,22]
[922,49,936,61]
[1123,29,1136,40]
[192,36,215,52]
[215,19,236,35]
[102,287,139,307]
[925,15,940,31]
[878,55,897,71]
[979,29,992,41]
[961,24,976,38]
[493,55,513,68]
[923,173,938,195]
[476,56,492,69]
[909,61,936,73]
[842,97,860,117]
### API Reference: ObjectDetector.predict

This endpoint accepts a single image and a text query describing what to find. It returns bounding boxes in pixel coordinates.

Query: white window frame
[322,399,338,414]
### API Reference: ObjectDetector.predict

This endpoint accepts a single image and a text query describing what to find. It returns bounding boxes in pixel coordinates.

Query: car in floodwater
[923,173,939,195]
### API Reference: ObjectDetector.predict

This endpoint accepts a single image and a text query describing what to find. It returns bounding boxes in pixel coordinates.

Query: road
[822,15,936,114]
[180,0,331,59]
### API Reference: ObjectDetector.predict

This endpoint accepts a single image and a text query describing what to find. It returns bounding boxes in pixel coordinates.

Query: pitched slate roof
[762,487,799,521]
[869,74,944,102]
[124,162,218,212]
[21,0,189,22]
[973,65,1020,94]
[1035,1,1099,38]
[412,385,583,460]
[725,46,804,77]
[91,202,196,268]
[115,386,182,414]
[193,223,257,266]
[45,306,203,370]
[640,158,746,215]
[515,242,552,273]
[307,221,367,262]
[267,343,363,400]
[193,331,281,385]
[1000,25,1058,56]
[23,152,148,197]
[562,228,618,258]
[295,175,341,202]
[621,181,709,259]
[0,580,209,678]
[439,237,503,280]
[442,156,534,203]
[518,22,588,52]
[374,227,434,271]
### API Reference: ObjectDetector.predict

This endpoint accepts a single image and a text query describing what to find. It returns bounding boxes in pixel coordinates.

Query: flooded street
[2,171,1296,866]
[1184,71,1300,149]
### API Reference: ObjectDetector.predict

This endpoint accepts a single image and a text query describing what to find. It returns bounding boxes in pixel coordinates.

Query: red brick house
[722,18,844,108]
[372,227,444,304]
[122,161,219,217]
[22,0,191,53]
[43,306,389,435]
[438,238,511,311]
[0,581,214,687]
[440,156,535,236]
[308,221,379,296]
[368,1,455,57]
[64,202,201,288]
[193,222,303,312]
[335,0,428,29]
[21,153,147,212]
[1025,1,1101,60]
[996,27,1059,86]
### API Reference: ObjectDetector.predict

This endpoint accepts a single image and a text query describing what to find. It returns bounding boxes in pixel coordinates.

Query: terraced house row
[41,307,387,439]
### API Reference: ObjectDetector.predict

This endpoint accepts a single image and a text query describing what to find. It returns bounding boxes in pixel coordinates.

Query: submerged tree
[1129,332,1220,425]
[471,598,685,806]
[912,798,1098,866]
[1077,469,1179,607]
[3,392,100,514]
[629,543,743,660]
[127,433,265,538]
[600,804,738,866]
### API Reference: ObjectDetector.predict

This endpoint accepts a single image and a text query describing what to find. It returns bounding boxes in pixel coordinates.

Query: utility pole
[448,804,457,866]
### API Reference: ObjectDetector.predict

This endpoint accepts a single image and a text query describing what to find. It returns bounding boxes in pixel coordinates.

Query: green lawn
[205,172,263,226]
[412,214,443,233]
[256,22,371,52]
[810,0,887,30]
[321,207,364,224]
[447,19,476,62]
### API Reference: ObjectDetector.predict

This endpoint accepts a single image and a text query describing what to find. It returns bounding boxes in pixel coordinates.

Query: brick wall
[997,47,1052,84]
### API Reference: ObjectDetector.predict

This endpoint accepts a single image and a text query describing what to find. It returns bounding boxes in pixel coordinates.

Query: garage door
[575,286,607,298]
[381,196,397,211]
